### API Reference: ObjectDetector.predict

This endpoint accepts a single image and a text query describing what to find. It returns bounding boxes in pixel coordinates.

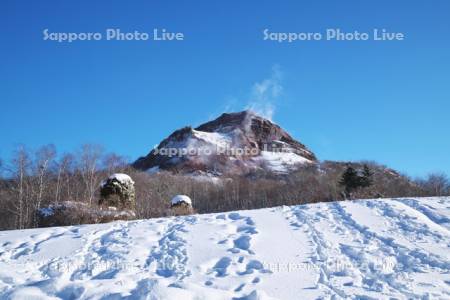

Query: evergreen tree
[339,164,374,199]
[360,164,373,188]
[339,166,360,197]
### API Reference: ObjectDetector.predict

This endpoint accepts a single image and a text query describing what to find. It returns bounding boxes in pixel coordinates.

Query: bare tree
[33,145,56,225]
[78,144,104,205]
[423,173,449,196]
[10,146,32,229]
[103,153,127,175]
[54,153,71,203]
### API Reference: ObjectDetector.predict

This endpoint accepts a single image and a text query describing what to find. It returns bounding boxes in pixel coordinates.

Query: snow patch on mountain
[191,129,232,149]
[255,151,312,173]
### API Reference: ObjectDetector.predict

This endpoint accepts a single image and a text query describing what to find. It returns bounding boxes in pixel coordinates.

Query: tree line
[0,144,449,230]
[0,144,128,229]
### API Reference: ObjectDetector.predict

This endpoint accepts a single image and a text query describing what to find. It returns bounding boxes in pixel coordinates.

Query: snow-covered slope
[1,197,449,299]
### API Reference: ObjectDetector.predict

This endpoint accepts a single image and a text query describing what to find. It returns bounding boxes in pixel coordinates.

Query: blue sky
[1,0,449,177]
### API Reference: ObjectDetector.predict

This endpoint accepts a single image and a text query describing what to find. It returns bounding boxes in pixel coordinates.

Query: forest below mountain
[0,144,449,230]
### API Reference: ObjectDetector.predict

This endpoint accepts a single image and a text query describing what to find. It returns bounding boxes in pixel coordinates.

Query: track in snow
[0,197,449,299]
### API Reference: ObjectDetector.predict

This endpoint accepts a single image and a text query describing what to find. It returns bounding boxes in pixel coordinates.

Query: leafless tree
[55,153,75,203]
[10,146,32,229]
[78,144,104,205]
[32,145,56,225]
[423,173,449,196]
[103,153,128,175]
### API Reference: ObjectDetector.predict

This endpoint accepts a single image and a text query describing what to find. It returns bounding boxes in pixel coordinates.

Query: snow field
[0,197,449,299]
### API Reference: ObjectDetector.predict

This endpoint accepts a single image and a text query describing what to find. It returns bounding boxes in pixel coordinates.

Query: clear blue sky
[1,0,449,178]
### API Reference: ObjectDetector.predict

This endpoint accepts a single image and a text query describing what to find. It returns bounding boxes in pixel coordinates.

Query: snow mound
[171,195,193,206]
[1,197,449,299]
[37,201,136,227]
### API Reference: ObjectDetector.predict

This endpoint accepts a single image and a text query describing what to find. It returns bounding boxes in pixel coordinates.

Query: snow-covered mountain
[133,111,316,176]
[1,197,449,299]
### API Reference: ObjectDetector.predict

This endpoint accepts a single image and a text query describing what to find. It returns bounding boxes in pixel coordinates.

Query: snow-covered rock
[2,197,450,299]
[171,195,193,207]
[170,195,194,216]
[100,173,134,188]
[100,173,135,209]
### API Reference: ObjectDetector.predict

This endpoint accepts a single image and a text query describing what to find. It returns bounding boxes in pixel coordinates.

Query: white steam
[246,65,283,121]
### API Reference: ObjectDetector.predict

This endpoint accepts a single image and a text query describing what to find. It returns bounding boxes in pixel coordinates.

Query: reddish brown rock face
[133,111,317,176]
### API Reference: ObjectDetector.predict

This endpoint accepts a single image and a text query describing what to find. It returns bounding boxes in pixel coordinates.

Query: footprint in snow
[216,214,227,220]
[230,236,254,254]
[245,217,255,226]
[228,213,244,221]
[238,260,271,276]
[205,280,213,286]
[234,283,246,292]
[237,225,258,235]
[234,236,251,250]
[212,257,232,277]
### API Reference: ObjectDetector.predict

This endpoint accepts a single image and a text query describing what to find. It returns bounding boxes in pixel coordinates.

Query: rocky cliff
[133,111,316,176]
